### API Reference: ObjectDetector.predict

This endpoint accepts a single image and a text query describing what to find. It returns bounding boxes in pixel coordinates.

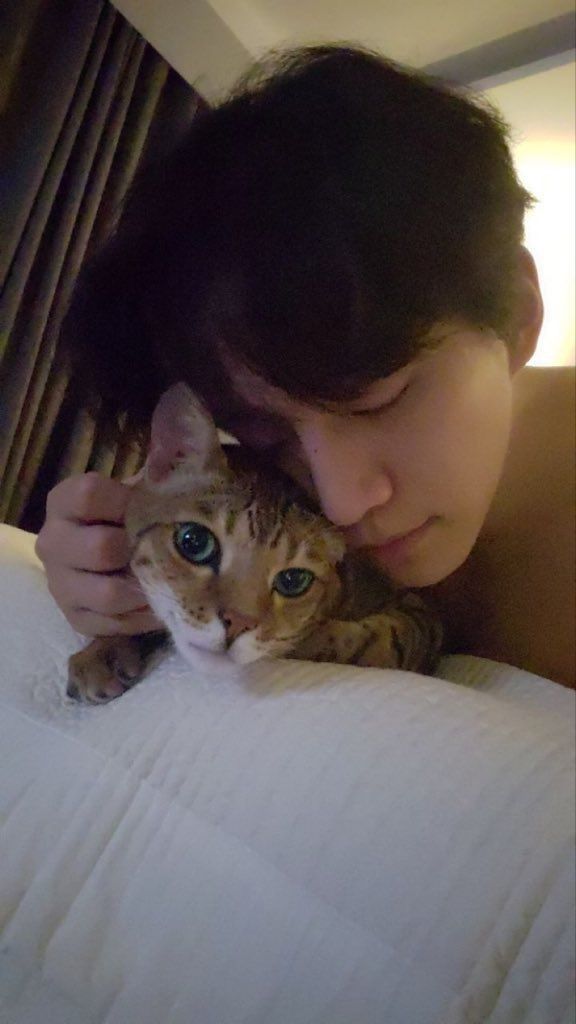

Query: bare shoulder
[511,365,575,504]
[486,366,574,685]
[433,365,575,687]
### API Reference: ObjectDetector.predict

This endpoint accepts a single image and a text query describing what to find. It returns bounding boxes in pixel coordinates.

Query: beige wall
[483,58,575,366]
[111,0,573,99]
[111,0,251,101]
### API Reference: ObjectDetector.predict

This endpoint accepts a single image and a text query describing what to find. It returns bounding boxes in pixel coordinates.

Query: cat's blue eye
[173,523,220,567]
[273,568,315,598]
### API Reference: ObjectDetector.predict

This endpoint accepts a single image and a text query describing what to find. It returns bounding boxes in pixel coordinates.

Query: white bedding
[0,524,574,1024]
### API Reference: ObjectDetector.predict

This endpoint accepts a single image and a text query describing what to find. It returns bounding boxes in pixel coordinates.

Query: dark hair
[62,43,533,441]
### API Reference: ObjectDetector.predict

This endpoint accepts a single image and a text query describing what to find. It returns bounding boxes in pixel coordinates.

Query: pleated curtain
[0,0,203,530]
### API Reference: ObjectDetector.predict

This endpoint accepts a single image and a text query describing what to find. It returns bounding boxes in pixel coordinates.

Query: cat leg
[67,630,171,704]
[355,593,443,673]
[291,619,381,667]
[293,597,442,673]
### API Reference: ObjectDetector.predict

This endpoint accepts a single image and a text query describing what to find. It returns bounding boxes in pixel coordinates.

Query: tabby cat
[68,384,442,703]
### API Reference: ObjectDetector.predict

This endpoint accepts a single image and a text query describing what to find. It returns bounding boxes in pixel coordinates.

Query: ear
[145,383,227,484]
[508,247,544,373]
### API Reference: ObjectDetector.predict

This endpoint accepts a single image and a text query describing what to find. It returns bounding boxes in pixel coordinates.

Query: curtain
[0,0,204,530]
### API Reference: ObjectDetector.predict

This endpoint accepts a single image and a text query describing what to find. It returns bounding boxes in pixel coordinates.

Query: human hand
[35,472,162,637]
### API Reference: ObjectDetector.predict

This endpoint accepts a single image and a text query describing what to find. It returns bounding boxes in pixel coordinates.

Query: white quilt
[0,524,574,1024]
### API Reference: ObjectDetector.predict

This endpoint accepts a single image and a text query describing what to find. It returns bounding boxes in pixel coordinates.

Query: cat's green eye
[273,568,315,598]
[174,522,220,567]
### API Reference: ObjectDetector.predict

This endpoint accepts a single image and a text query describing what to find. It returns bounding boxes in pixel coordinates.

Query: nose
[219,609,258,647]
[297,421,394,527]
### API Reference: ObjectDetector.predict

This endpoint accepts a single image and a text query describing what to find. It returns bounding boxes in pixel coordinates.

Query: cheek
[131,546,175,611]
[445,388,511,499]
[401,368,513,505]
[131,535,181,584]
[133,540,218,628]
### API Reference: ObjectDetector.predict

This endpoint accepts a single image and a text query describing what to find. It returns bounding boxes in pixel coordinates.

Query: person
[34,44,575,687]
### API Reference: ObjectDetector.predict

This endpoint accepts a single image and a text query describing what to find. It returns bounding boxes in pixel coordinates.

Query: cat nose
[220,609,258,646]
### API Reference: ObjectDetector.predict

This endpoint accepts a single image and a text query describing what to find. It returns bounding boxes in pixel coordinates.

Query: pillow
[0,525,574,1024]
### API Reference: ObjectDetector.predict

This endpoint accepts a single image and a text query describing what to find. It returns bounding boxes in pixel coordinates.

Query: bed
[0,523,574,1024]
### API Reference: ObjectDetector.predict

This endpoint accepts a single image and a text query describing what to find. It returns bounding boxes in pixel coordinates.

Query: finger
[47,565,150,617]
[39,519,132,573]
[66,606,164,638]
[77,570,153,617]
[46,472,132,524]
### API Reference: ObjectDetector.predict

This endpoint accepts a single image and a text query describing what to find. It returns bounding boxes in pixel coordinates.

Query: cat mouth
[185,637,227,655]
[182,636,264,667]
[190,647,238,673]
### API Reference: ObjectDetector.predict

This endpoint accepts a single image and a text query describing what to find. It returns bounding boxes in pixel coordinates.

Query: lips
[364,517,436,563]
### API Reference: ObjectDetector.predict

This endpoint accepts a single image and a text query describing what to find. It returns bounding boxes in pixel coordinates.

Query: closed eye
[349,384,410,417]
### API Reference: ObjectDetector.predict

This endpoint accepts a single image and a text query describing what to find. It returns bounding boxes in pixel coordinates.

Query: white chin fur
[228,636,266,666]
[178,645,234,676]
[174,627,267,671]
[144,591,270,671]
[173,618,226,653]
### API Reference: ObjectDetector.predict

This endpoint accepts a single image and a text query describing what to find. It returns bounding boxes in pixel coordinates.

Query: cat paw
[67,636,151,704]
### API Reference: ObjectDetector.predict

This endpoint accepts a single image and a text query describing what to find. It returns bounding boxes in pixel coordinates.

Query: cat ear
[145,383,226,484]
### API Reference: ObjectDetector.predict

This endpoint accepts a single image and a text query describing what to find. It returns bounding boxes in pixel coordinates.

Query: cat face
[125,385,345,669]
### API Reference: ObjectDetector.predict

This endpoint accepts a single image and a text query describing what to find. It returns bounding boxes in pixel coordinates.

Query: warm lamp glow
[516,142,575,366]
[484,59,575,367]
